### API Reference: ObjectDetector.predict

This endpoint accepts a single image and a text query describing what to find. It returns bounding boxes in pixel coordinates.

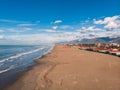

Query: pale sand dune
[6,45,120,90]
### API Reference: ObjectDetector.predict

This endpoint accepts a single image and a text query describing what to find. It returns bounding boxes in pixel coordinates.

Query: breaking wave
[0,65,16,74]
[0,47,44,64]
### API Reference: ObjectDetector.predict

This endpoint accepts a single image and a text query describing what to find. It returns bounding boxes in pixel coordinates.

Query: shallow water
[0,44,54,89]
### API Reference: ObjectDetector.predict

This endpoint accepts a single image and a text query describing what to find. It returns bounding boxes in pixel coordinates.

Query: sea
[0,44,54,89]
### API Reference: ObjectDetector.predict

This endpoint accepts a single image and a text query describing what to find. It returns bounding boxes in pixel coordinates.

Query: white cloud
[0,31,81,44]
[79,26,102,33]
[8,28,24,33]
[56,32,81,41]
[0,29,4,33]
[17,23,37,27]
[53,20,62,24]
[8,28,32,33]
[0,19,18,23]
[94,15,120,30]
[6,34,55,44]
[23,28,32,30]
[105,31,120,38]
[0,35,4,39]
[44,29,57,33]
[1,15,120,45]
[85,20,89,23]
[2,29,119,45]
[59,25,73,29]
[3,34,69,44]
[52,26,58,30]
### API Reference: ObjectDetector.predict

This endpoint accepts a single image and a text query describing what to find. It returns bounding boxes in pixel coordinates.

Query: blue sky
[0,0,120,44]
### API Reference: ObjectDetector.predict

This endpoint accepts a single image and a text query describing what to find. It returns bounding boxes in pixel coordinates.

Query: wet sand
[6,45,120,90]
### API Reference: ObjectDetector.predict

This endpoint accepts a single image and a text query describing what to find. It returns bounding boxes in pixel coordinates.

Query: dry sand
[6,45,120,90]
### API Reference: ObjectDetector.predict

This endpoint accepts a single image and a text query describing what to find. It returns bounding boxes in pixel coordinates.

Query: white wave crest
[0,65,15,74]
[0,47,44,63]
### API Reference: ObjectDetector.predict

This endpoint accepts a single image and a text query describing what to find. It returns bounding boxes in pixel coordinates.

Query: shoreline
[1,45,55,90]
[5,44,120,90]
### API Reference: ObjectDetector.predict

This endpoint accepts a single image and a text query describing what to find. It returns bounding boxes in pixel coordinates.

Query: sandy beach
[6,44,120,90]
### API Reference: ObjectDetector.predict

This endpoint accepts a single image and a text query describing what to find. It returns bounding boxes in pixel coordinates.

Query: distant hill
[62,37,120,44]
[80,37,120,44]
[110,37,120,43]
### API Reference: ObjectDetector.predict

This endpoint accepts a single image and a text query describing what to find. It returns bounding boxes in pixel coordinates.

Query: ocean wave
[0,63,4,67]
[43,44,55,55]
[0,65,16,74]
[0,47,44,64]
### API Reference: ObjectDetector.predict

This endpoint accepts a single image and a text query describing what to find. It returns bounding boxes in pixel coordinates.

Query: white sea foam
[0,65,15,74]
[0,47,44,63]
[43,44,55,55]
